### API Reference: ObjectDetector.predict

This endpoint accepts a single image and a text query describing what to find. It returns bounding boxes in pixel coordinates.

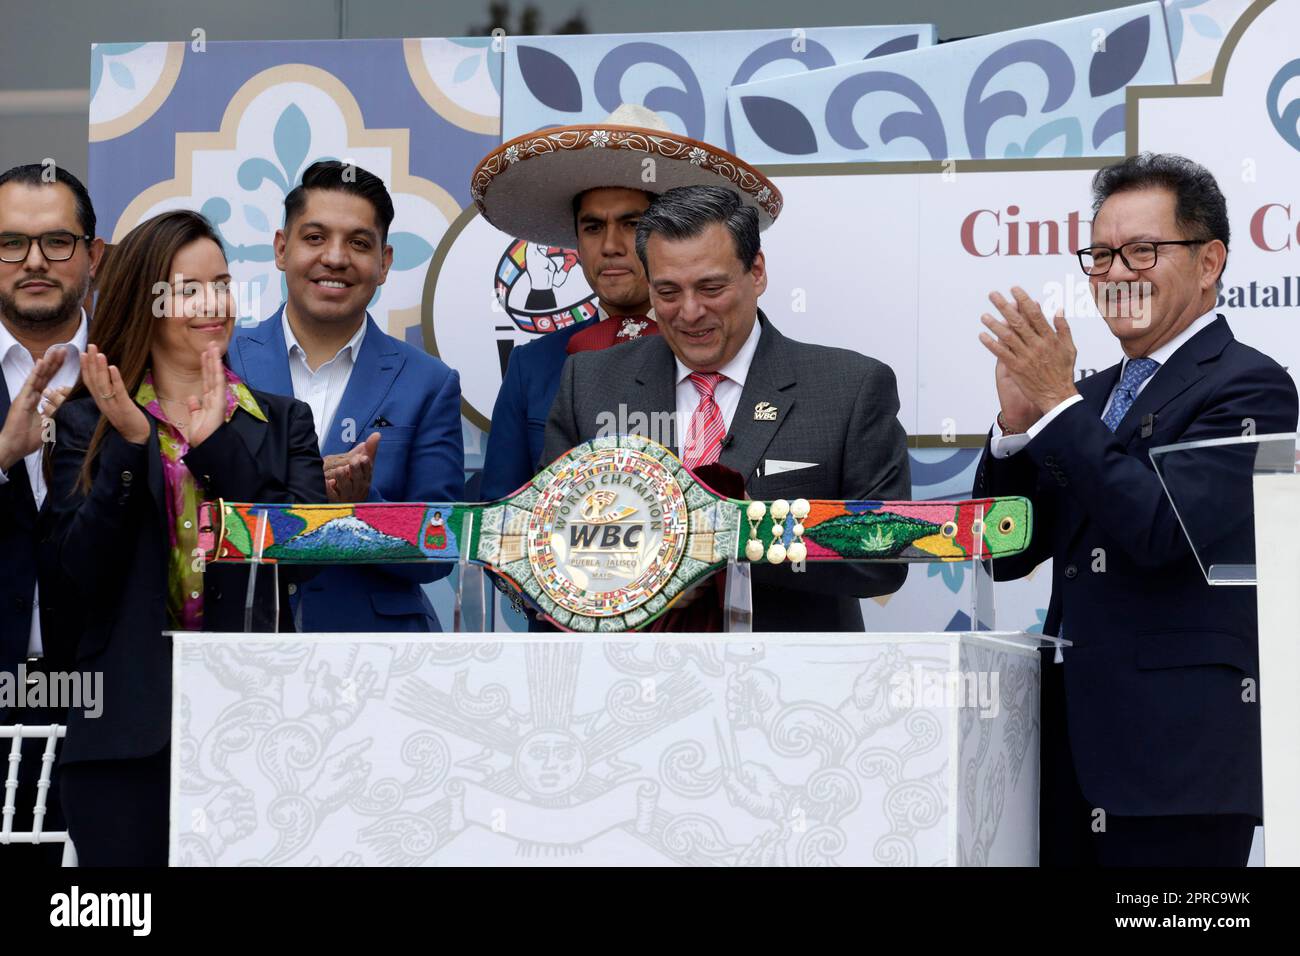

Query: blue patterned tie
[1102,357,1160,432]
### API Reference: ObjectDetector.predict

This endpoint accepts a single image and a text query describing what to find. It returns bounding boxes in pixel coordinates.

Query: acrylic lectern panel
[1149,432,1297,585]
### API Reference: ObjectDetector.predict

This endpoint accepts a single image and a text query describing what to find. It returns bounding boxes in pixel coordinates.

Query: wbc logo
[527,447,688,618]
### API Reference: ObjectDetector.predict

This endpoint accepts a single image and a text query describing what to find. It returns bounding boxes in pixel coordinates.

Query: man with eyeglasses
[0,163,103,868]
[973,153,1298,866]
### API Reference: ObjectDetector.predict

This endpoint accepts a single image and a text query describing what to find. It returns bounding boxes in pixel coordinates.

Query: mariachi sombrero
[470,104,783,248]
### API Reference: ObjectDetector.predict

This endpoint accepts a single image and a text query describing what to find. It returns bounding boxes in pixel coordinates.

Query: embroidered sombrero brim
[471,123,782,248]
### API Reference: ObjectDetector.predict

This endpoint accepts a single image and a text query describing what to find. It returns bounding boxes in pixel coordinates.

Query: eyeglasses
[1076,239,1207,276]
[0,232,93,263]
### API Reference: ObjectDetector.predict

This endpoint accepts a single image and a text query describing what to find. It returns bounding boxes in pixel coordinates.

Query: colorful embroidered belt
[199,434,1030,632]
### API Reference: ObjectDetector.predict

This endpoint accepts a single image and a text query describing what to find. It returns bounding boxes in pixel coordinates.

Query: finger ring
[100,391,115,400]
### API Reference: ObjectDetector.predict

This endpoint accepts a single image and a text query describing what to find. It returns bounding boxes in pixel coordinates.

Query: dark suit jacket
[481,321,587,502]
[542,311,912,631]
[0,386,47,718]
[229,310,465,631]
[40,389,326,765]
[974,316,1298,818]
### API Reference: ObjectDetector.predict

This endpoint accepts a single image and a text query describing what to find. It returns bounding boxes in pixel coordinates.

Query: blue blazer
[480,323,587,502]
[229,308,465,631]
[975,316,1298,819]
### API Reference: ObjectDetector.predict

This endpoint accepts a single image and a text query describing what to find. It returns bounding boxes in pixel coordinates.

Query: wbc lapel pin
[754,401,778,422]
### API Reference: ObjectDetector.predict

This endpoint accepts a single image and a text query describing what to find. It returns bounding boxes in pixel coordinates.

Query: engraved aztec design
[199,434,1031,632]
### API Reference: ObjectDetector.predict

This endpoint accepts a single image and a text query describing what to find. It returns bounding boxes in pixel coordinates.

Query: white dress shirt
[282,311,366,451]
[0,311,88,656]
[991,309,1218,458]
[673,316,762,443]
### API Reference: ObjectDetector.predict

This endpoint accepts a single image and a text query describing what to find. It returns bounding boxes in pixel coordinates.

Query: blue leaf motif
[1089,16,1151,97]
[725,38,834,152]
[388,232,434,272]
[825,72,947,159]
[964,40,1074,160]
[927,560,966,595]
[453,53,480,84]
[243,204,270,232]
[109,61,135,91]
[594,43,705,139]
[91,42,145,98]
[1004,117,1083,158]
[864,34,921,59]
[516,45,583,112]
[1025,608,1048,635]
[273,104,311,185]
[739,96,819,155]
[237,158,289,195]
[1190,13,1223,39]
[1266,59,1300,153]
[1090,103,1125,150]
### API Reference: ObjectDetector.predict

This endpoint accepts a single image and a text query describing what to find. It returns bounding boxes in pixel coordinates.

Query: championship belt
[199,434,1031,632]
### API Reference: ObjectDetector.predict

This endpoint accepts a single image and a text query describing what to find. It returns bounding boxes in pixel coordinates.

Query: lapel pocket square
[764,459,818,476]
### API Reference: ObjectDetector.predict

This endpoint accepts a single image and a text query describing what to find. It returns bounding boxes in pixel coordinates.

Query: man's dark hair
[1091,152,1229,285]
[0,163,97,238]
[284,160,395,242]
[634,185,759,273]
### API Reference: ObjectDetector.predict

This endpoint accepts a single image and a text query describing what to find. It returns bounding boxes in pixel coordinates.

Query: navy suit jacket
[974,316,1298,818]
[0,386,44,719]
[42,391,325,763]
[480,322,586,502]
[229,309,465,631]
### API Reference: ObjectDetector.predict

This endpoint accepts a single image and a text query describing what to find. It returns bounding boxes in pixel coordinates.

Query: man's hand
[979,287,1079,424]
[324,431,381,503]
[0,347,71,472]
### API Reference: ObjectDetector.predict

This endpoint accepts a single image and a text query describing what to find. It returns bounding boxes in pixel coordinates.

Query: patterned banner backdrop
[500,25,938,150]
[727,3,1174,164]
[89,38,501,349]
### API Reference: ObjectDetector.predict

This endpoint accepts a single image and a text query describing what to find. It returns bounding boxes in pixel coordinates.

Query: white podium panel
[1253,474,1300,866]
[170,632,1043,866]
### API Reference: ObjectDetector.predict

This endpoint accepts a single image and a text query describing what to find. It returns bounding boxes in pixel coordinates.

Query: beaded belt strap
[199,434,1030,632]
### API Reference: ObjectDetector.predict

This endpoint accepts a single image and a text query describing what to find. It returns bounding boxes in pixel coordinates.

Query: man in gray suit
[543,185,911,631]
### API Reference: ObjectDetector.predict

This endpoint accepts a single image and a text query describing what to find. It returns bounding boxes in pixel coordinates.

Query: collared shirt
[282,310,366,451]
[991,309,1219,458]
[673,315,762,442]
[135,367,267,630]
[0,311,87,656]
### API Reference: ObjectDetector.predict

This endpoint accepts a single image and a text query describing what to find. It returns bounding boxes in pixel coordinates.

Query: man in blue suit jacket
[975,153,1298,866]
[230,160,464,632]
[479,187,656,503]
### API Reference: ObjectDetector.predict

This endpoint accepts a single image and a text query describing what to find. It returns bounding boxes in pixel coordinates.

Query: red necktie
[683,371,726,468]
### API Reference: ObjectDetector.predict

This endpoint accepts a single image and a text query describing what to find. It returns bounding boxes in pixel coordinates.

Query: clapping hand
[185,345,229,447]
[81,343,150,445]
[978,287,1079,429]
[324,431,381,503]
[0,347,72,471]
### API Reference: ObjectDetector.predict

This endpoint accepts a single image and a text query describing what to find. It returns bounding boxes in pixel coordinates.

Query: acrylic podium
[1150,431,1300,867]
[168,434,1058,866]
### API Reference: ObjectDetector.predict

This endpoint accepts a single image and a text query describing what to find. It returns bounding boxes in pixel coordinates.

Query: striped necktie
[683,372,726,468]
